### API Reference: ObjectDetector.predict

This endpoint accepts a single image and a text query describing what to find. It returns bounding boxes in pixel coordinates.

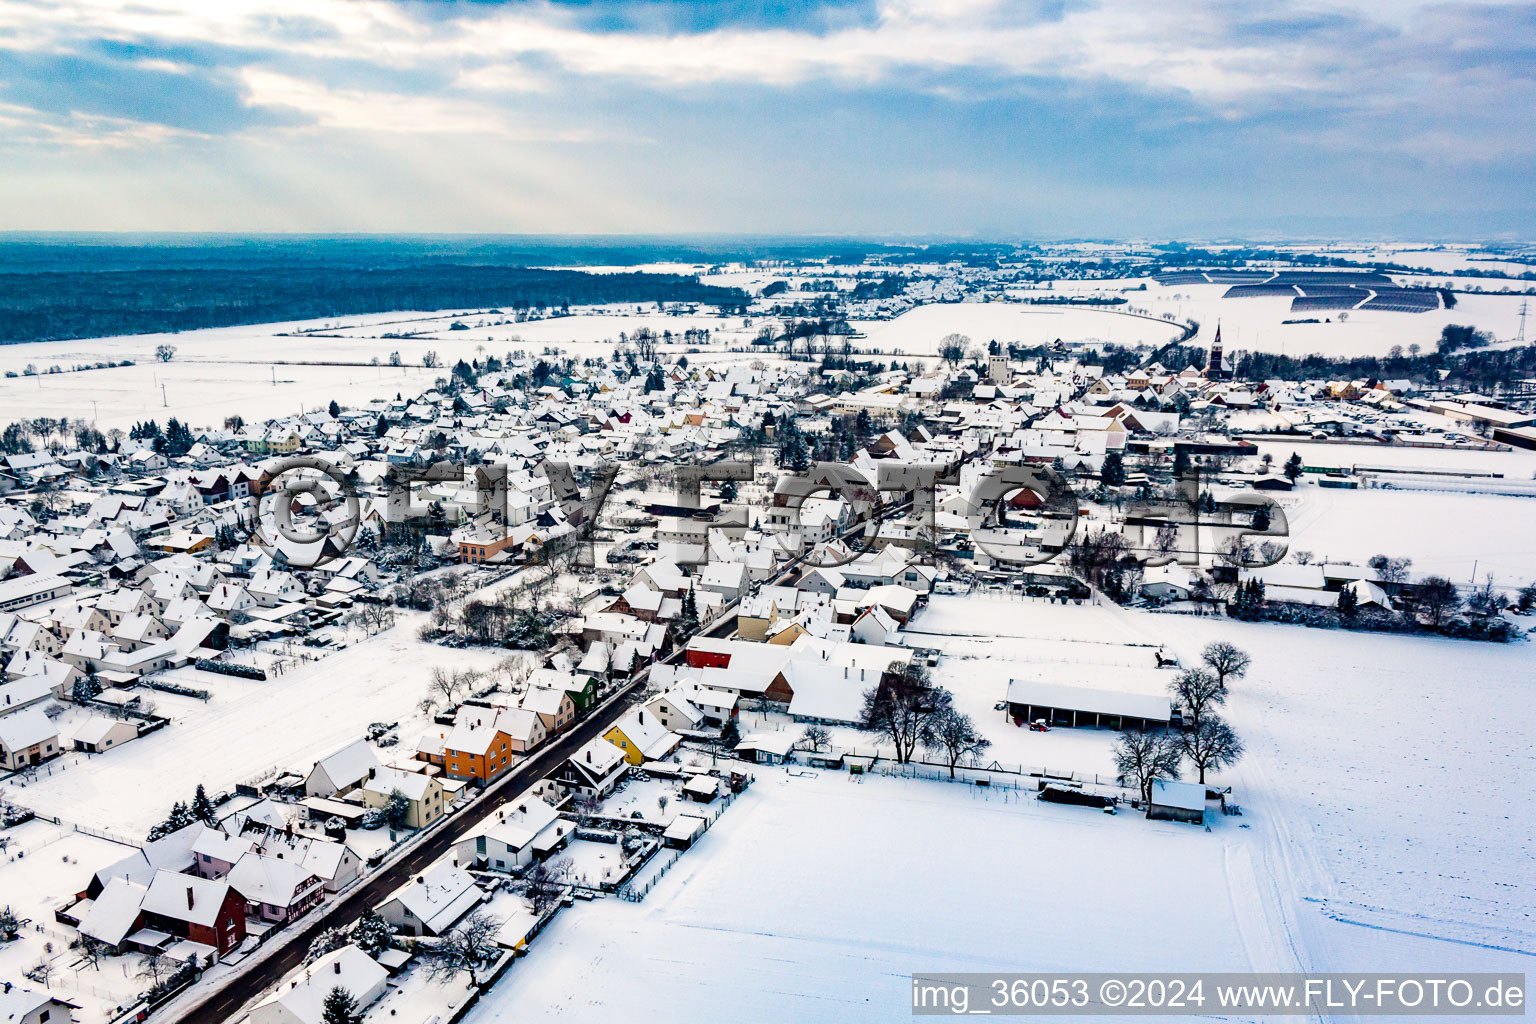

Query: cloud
[0,0,1531,232]
[0,45,306,136]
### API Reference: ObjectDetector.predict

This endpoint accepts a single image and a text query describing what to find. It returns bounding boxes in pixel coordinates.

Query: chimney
[186,885,195,909]
[334,961,342,975]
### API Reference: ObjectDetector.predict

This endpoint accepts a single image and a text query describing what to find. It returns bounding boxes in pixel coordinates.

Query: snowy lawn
[0,820,148,1020]
[595,777,686,827]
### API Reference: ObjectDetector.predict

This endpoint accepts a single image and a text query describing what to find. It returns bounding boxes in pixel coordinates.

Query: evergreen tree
[328,400,341,418]
[191,784,217,826]
[854,408,872,437]
[718,479,738,501]
[147,801,194,841]
[321,986,363,1024]
[1100,451,1126,487]
[383,789,412,830]
[1337,585,1359,620]
[787,435,811,473]
[375,416,388,438]
[72,671,102,702]
[1284,451,1304,483]
[352,910,394,958]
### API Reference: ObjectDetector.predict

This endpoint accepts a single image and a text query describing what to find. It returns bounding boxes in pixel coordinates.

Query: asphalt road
[185,500,874,1021]
[182,673,650,1024]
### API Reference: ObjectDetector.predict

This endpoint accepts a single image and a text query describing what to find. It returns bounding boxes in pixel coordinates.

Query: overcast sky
[1,0,1532,238]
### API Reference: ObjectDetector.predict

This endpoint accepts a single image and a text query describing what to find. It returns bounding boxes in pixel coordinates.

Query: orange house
[441,720,514,784]
[458,533,518,565]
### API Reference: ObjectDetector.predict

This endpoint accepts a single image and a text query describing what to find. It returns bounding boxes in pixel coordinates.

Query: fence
[616,786,741,902]
[798,746,1129,791]
[71,821,142,847]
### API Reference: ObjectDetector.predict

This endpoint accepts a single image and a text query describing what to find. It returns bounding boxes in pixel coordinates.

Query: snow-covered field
[849,302,1184,356]
[458,595,1532,1023]
[464,768,1270,1024]
[1277,484,1536,585]
[0,612,506,837]
[0,305,769,430]
[1138,283,1530,359]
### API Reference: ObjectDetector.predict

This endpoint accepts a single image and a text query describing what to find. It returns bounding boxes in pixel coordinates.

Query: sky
[0,0,1533,238]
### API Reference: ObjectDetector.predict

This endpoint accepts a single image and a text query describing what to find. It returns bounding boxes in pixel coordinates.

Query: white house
[452,792,569,872]
[246,945,388,1024]
[376,862,484,937]
[304,738,381,798]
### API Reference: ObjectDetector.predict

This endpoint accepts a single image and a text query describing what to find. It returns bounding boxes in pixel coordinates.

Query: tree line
[0,266,748,344]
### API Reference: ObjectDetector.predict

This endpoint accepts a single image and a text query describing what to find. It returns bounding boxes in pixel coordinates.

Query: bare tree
[136,952,176,987]
[1215,535,1255,568]
[1466,573,1506,616]
[1417,576,1460,626]
[926,708,991,778]
[1200,641,1251,689]
[861,663,952,764]
[75,935,109,970]
[24,957,54,986]
[524,856,570,915]
[1368,554,1412,585]
[422,911,501,986]
[798,725,831,753]
[1178,715,1244,784]
[1113,730,1183,803]
[155,344,177,362]
[938,333,970,368]
[1168,668,1225,728]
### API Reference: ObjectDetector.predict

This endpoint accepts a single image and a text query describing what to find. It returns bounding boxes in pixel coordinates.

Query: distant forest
[0,238,750,343]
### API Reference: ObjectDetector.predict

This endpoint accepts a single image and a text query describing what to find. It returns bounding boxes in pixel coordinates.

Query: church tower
[1206,323,1228,380]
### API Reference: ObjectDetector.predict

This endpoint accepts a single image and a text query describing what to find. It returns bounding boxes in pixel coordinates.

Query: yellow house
[602,708,679,766]
[362,767,445,829]
[767,621,811,646]
[155,530,214,554]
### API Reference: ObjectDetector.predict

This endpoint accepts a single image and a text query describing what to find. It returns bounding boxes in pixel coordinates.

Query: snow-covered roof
[381,862,482,934]
[228,851,318,908]
[1005,677,1172,722]
[250,944,388,1024]
[78,877,148,946]
[1151,778,1206,812]
[462,792,560,851]
[140,869,233,927]
[0,706,57,750]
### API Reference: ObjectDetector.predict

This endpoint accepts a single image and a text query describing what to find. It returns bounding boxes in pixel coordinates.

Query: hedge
[194,659,267,680]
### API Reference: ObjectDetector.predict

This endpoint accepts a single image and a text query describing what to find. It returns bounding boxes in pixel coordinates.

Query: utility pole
[162,384,167,408]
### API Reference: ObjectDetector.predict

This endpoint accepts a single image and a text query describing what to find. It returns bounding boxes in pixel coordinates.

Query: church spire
[1206,321,1226,380]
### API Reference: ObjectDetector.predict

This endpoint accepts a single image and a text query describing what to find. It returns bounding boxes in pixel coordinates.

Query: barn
[1147,778,1207,825]
[1005,671,1175,731]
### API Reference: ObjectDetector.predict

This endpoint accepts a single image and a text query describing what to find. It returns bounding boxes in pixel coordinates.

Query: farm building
[1147,778,1207,825]
[1005,670,1175,731]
